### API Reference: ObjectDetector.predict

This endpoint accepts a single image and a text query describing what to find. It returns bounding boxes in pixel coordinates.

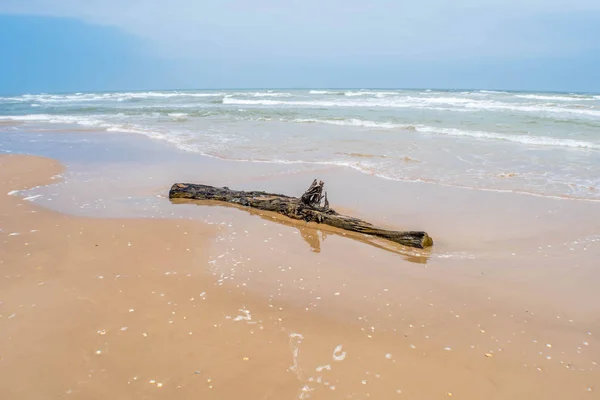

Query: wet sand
[1,153,599,399]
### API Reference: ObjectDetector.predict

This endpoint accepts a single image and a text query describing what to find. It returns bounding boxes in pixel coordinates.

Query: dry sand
[0,154,598,399]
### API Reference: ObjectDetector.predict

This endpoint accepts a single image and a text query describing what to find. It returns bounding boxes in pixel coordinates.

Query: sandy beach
[1,139,599,399]
[2,0,600,396]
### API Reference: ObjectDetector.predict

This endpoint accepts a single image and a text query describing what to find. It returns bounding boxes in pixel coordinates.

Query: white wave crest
[0,114,106,126]
[223,96,600,118]
[295,118,401,129]
[414,126,600,150]
[0,91,226,103]
[0,114,160,136]
[291,118,600,150]
[479,90,510,94]
[309,90,341,94]
[223,98,297,106]
[344,91,399,97]
[462,102,600,117]
[221,97,469,112]
[515,94,595,101]
[0,113,234,155]
[235,92,293,98]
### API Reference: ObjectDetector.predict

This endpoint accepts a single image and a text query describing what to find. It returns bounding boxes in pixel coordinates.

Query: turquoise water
[1,89,599,199]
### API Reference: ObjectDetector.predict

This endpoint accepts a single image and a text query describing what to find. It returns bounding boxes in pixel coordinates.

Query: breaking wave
[292,118,600,150]
[515,94,596,102]
[222,97,600,118]
[3,113,597,151]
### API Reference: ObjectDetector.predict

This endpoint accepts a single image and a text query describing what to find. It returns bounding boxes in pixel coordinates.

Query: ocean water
[1,89,599,200]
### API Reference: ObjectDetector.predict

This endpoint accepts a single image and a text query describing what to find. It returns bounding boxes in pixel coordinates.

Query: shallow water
[1,89,599,199]
[2,127,599,267]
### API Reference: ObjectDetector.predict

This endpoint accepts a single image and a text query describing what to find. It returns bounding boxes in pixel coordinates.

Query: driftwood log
[169,180,433,249]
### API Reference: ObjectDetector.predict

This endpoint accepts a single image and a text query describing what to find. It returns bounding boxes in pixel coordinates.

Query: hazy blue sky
[1,1,599,93]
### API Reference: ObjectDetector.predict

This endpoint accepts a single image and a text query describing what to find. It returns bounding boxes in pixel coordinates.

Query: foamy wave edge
[2,113,599,151]
[221,97,600,118]
[292,118,600,150]
[515,94,597,102]
[2,114,599,202]
[0,91,295,103]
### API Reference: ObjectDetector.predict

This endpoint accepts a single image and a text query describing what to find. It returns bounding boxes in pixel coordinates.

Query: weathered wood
[301,179,328,209]
[169,180,433,249]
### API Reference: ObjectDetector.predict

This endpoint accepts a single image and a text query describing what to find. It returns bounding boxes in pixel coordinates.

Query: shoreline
[2,97,599,203]
[1,144,599,398]
[6,128,599,229]
[137,150,600,204]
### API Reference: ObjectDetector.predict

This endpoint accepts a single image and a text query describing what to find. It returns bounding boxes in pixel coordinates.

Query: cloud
[2,0,599,62]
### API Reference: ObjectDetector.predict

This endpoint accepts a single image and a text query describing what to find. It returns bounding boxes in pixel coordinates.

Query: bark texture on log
[169,180,433,249]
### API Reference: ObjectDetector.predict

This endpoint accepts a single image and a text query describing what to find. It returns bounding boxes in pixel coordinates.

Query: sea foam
[222,97,600,118]
[292,118,600,150]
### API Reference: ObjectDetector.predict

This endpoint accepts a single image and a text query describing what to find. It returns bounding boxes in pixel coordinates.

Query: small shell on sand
[333,345,346,361]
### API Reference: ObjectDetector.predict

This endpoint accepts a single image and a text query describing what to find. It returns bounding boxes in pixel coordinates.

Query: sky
[0,1,599,93]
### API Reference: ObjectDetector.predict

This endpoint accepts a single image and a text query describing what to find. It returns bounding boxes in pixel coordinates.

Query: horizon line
[3,87,600,96]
